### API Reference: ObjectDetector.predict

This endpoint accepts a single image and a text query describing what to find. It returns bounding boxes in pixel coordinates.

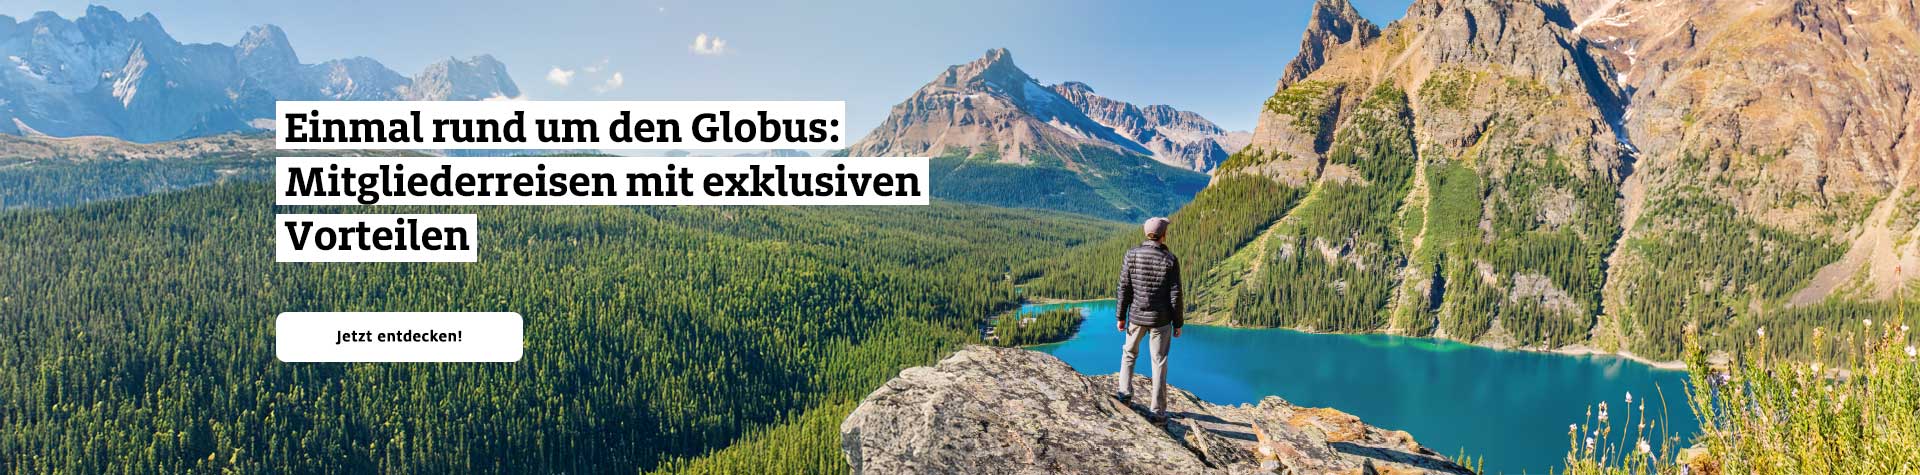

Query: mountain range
[850,48,1248,173]
[847,48,1245,220]
[1036,0,1920,361]
[0,6,518,142]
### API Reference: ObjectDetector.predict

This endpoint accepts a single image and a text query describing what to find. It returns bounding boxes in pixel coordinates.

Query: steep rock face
[1051,81,1250,172]
[1280,0,1382,88]
[1198,0,1627,350]
[847,49,1209,221]
[1565,0,1920,339]
[841,345,1473,474]
[0,6,519,142]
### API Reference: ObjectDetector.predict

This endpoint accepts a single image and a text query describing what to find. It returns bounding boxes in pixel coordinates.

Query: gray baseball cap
[1143,217,1170,237]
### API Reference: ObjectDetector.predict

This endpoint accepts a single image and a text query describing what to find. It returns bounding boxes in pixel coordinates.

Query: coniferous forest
[0,181,1125,474]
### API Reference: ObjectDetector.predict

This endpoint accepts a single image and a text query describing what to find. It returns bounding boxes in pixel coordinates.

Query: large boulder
[841,345,1474,474]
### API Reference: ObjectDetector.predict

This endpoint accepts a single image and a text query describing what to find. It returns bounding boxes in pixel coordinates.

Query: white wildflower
[1907,346,1916,358]
[1569,423,1577,433]
[1637,438,1652,454]
[1598,401,1609,421]
[1757,327,1766,337]
[1864,319,1873,327]
[1585,436,1596,450]
[1625,391,1633,405]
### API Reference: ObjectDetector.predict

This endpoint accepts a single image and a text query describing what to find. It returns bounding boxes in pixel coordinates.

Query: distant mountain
[0,6,518,142]
[847,48,1209,221]
[1050,81,1249,172]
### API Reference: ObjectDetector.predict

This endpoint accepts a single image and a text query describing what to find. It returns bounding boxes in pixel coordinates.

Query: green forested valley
[925,144,1210,222]
[0,181,1126,474]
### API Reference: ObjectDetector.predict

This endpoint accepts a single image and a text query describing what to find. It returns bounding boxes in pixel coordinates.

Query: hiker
[1115,216,1183,424]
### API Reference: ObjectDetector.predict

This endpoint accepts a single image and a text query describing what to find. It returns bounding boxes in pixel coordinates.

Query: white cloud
[545,67,576,87]
[583,58,609,73]
[690,33,729,56]
[594,72,625,93]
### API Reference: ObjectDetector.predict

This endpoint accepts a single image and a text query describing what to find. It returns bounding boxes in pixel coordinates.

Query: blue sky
[11,0,1412,138]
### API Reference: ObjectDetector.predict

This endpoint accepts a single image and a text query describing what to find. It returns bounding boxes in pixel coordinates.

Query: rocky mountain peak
[936,48,1037,98]
[1280,0,1381,87]
[235,25,298,66]
[848,47,1149,164]
[405,54,520,101]
[842,346,1473,474]
[1055,80,1096,94]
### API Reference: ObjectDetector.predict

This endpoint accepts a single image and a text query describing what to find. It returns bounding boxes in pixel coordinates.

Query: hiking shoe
[1148,412,1168,425]
[1115,392,1132,404]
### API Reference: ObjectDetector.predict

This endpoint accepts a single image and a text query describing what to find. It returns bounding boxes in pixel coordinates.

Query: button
[277,312,523,362]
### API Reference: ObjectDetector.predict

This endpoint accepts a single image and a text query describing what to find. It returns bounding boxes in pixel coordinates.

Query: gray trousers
[1117,323,1171,414]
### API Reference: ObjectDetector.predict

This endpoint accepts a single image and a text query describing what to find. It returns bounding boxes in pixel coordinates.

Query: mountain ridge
[0,6,519,142]
[847,48,1212,221]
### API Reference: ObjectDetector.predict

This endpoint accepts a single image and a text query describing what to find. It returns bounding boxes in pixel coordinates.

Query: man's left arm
[1170,255,1183,332]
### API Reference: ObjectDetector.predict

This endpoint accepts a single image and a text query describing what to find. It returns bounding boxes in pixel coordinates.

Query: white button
[277,312,523,362]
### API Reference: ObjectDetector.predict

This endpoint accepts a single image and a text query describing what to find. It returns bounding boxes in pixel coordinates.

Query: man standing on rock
[1115,216,1183,424]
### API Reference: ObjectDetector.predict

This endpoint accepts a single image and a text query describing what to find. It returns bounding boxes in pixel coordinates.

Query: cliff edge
[841,345,1474,474]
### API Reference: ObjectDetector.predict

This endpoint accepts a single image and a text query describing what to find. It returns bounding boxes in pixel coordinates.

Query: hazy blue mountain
[0,6,518,142]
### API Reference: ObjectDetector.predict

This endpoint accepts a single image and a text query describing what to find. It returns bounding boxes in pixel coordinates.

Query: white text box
[277,213,478,262]
[274,156,929,206]
[275,101,845,150]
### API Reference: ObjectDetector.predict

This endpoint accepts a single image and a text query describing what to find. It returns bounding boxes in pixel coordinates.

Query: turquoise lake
[1023,300,1698,474]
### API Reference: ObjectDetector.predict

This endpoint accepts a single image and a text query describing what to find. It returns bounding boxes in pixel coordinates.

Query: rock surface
[841,345,1473,474]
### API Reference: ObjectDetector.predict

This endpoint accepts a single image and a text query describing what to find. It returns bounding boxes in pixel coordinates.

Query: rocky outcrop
[1280,0,1381,88]
[841,345,1473,474]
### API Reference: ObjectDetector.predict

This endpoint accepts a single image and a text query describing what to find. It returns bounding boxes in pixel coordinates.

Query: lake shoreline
[1130,305,1688,370]
[1029,299,1700,474]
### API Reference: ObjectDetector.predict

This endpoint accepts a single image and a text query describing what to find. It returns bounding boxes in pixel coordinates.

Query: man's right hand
[1116,321,1127,333]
